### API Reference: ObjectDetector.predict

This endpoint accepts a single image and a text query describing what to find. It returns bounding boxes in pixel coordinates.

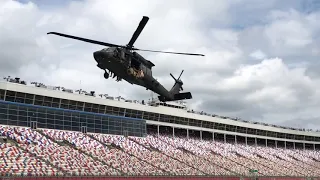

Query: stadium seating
[1,125,320,178]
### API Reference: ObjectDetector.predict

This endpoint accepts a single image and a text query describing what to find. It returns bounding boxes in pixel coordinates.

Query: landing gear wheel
[104,71,109,79]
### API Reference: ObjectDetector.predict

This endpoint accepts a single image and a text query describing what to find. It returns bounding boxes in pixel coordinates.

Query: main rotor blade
[47,32,124,48]
[127,16,149,48]
[133,48,205,56]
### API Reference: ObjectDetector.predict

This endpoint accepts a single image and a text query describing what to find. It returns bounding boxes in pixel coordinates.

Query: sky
[1,0,320,129]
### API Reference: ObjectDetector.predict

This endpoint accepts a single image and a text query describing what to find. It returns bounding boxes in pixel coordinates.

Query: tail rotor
[170,70,184,92]
[160,69,192,102]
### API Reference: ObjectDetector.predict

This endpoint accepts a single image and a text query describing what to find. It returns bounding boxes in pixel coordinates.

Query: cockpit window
[103,48,115,52]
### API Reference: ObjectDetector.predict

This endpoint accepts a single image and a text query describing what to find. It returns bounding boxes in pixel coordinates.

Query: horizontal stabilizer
[174,92,192,101]
[158,92,192,102]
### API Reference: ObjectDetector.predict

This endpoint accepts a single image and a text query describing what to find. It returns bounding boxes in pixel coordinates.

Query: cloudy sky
[1,0,320,129]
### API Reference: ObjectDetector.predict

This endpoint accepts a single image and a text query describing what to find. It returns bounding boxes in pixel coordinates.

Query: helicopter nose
[93,51,104,62]
[93,51,113,63]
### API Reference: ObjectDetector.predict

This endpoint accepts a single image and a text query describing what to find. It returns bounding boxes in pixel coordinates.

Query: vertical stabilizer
[168,70,192,101]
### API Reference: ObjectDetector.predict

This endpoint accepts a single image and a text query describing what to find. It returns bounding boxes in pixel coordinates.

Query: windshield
[103,47,115,52]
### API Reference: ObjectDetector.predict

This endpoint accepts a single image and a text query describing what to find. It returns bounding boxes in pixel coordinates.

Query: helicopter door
[139,65,146,78]
[145,66,151,76]
[120,51,125,60]
[131,58,140,70]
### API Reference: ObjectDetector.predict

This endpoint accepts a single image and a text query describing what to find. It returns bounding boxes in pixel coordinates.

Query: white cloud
[250,50,266,60]
[1,0,320,129]
[264,9,315,49]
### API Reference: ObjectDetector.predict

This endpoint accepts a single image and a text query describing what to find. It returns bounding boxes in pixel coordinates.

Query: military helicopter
[47,16,204,102]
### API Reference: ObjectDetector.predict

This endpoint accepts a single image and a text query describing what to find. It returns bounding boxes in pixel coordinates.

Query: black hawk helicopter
[47,16,204,102]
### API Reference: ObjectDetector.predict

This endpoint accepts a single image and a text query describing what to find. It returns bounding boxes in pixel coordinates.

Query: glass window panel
[0,103,8,109]
[60,103,69,109]
[9,109,17,115]
[38,123,46,129]
[18,106,28,111]
[34,100,42,106]
[98,105,105,113]
[71,116,80,122]
[69,105,77,110]
[64,111,72,117]
[113,106,119,111]
[87,127,94,133]
[38,112,46,119]
[47,124,54,129]
[101,125,109,134]
[94,116,101,125]
[72,121,80,127]
[108,119,115,127]
[69,100,77,106]
[15,92,25,98]
[54,110,63,116]
[95,124,102,129]
[18,121,28,127]
[47,119,54,125]
[7,120,18,126]
[15,97,25,103]
[84,103,93,112]
[55,122,63,130]
[6,91,16,97]
[64,115,71,122]
[86,115,94,124]
[87,123,94,128]
[54,114,63,121]
[9,104,18,110]
[47,109,55,115]
[0,117,7,125]
[114,119,121,127]
[80,115,86,124]
[18,115,28,122]
[25,99,33,105]
[72,126,80,132]
[92,104,99,109]
[38,117,46,124]
[28,108,38,117]
[52,102,59,108]
[44,96,52,102]
[9,114,18,121]
[105,106,113,114]
[95,128,102,134]
[61,99,69,104]
[25,93,34,99]
[64,120,71,127]
[34,95,43,100]
[0,108,6,116]
[0,112,7,119]
[43,101,52,107]
[52,98,60,103]
[102,117,109,123]
[5,96,14,102]
[0,90,4,100]
[63,125,72,131]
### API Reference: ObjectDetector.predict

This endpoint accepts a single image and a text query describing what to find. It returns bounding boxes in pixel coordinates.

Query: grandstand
[1,78,320,179]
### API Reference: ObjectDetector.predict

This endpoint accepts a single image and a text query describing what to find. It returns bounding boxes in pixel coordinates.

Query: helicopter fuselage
[93,47,174,100]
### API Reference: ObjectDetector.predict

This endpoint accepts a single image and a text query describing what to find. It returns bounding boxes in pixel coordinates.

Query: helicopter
[47,16,204,102]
